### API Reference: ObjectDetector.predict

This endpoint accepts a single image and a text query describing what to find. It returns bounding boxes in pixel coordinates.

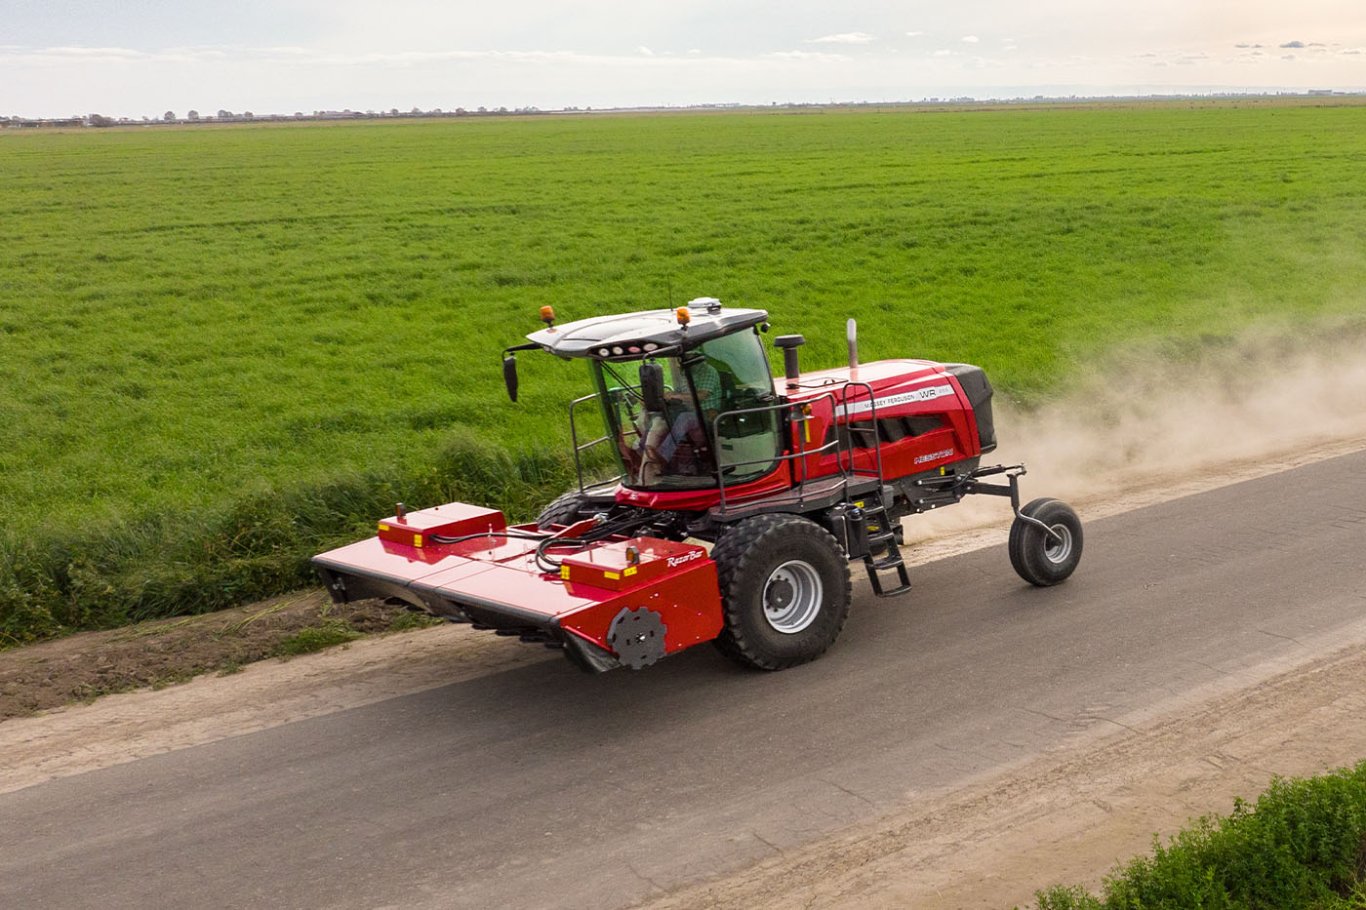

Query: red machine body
[615,359,985,512]
[313,300,1080,673]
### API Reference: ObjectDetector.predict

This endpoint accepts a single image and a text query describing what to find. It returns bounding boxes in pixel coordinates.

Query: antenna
[666,277,674,309]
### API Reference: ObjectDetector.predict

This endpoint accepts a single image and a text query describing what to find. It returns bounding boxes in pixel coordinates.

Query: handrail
[709,379,892,515]
[837,380,887,493]
[568,392,619,493]
[710,391,846,513]
[568,377,896,509]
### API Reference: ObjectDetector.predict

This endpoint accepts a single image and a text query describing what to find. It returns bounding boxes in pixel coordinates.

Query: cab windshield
[593,328,781,490]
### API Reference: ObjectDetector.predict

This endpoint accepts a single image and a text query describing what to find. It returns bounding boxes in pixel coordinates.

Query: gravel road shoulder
[632,623,1366,909]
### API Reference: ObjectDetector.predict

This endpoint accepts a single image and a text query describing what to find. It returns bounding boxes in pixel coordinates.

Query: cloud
[806,32,875,45]
[1280,40,1305,48]
[905,31,924,38]
[1234,43,1264,49]
[37,45,148,59]
[764,50,846,62]
[637,46,654,56]
[933,49,952,57]
[961,36,980,44]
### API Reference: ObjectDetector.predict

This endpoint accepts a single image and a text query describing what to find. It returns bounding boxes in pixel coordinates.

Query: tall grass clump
[1034,761,1366,909]
[0,435,584,644]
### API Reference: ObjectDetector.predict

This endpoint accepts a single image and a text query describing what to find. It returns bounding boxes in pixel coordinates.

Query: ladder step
[864,564,912,597]
[862,543,912,597]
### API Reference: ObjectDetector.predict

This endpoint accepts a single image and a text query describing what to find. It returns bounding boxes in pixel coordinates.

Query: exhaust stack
[774,335,806,387]
[847,318,859,371]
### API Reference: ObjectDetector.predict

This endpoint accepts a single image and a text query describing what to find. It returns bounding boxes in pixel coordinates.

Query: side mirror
[639,361,666,413]
[502,354,519,402]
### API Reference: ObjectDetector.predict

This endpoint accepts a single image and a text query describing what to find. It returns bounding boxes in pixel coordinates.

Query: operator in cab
[638,356,720,482]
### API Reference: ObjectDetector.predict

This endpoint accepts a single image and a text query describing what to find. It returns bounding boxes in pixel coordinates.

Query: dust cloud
[905,323,1366,541]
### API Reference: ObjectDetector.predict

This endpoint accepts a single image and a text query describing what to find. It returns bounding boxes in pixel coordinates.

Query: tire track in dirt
[632,624,1366,909]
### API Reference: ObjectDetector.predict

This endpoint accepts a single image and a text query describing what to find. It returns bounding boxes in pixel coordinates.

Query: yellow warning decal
[413,533,423,547]
[378,523,390,532]
[604,571,620,580]
[560,565,571,580]
[624,566,637,576]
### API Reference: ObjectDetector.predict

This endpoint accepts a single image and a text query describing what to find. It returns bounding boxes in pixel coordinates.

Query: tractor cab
[507,299,783,491]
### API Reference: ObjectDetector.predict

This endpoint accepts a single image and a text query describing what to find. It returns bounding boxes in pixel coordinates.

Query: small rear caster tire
[1009,498,1083,587]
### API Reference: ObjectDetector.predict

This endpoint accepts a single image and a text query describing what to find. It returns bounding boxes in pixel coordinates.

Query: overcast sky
[2,0,1363,117]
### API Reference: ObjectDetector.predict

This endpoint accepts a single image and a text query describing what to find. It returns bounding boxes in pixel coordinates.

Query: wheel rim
[1043,524,1073,565]
[762,560,824,634]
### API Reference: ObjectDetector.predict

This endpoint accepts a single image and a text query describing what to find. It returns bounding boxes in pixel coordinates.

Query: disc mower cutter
[313,298,1083,672]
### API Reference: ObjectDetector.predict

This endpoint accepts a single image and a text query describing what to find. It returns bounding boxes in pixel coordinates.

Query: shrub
[1034,761,1366,909]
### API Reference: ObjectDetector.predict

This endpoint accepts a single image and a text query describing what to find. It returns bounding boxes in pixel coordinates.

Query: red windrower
[314,300,1083,674]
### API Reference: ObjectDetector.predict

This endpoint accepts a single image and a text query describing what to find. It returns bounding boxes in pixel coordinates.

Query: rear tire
[1009,498,1083,587]
[536,491,591,530]
[711,514,851,670]
[536,485,622,530]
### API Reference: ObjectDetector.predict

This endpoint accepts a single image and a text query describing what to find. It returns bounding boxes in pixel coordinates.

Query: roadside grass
[0,593,415,719]
[273,621,363,657]
[3,100,1364,641]
[386,609,443,633]
[1032,761,1366,910]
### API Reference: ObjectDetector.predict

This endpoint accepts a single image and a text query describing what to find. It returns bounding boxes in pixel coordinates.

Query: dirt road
[2,440,1364,909]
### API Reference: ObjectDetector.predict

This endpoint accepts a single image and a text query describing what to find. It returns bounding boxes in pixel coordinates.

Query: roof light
[675,307,691,326]
[540,305,556,327]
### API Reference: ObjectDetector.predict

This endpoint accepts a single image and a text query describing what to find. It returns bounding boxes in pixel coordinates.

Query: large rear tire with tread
[536,481,620,531]
[711,514,852,671]
[536,490,595,530]
[1009,498,1083,587]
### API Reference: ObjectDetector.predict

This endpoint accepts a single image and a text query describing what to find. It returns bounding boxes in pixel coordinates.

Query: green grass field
[2,100,1364,640]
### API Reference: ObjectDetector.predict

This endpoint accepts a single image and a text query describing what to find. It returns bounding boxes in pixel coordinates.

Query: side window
[698,330,780,480]
[698,330,774,413]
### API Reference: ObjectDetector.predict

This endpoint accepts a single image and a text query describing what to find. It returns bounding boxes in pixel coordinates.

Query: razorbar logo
[667,550,704,568]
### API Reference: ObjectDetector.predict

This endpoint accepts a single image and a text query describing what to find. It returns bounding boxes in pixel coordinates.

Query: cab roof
[526,301,768,361]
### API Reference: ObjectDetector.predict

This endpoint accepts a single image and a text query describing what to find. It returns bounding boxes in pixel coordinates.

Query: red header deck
[313,512,723,667]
